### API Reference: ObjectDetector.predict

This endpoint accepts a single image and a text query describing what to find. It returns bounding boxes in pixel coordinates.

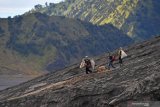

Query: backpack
[121,50,127,59]
[90,59,95,70]
[80,59,85,68]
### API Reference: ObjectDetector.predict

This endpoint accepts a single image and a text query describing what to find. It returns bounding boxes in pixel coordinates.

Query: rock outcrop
[0,36,160,107]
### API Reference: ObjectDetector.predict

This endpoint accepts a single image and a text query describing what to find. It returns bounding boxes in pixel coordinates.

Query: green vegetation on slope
[0,13,133,74]
[30,0,160,40]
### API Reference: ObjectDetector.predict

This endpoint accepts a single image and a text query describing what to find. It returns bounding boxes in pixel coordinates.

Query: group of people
[80,47,127,74]
[108,47,127,70]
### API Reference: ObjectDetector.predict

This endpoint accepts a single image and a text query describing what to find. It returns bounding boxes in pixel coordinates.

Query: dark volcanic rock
[0,36,160,107]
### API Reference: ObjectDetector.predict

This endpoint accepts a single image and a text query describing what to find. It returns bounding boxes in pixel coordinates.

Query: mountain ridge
[30,0,160,40]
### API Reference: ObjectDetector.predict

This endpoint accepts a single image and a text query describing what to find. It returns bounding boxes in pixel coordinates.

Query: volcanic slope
[0,36,160,107]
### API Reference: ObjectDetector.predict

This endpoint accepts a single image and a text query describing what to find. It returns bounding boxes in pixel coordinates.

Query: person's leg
[88,67,92,73]
[86,67,89,74]
[111,62,115,68]
[121,58,123,64]
[119,57,122,67]
[108,61,111,70]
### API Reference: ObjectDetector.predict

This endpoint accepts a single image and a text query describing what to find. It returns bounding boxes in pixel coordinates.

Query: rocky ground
[0,36,160,107]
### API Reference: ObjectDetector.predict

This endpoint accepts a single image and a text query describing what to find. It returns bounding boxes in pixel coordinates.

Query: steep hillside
[0,36,160,107]
[0,13,133,74]
[31,0,160,40]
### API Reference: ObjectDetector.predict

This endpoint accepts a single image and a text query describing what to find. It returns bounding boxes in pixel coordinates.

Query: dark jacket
[84,59,91,68]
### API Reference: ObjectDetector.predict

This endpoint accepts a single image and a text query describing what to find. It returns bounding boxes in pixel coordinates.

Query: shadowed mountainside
[0,36,160,107]
[0,12,133,74]
[31,0,160,40]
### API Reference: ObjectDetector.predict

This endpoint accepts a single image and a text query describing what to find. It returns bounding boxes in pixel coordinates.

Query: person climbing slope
[84,56,93,74]
[80,56,95,74]
[118,47,127,67]
[108,53,116,70]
